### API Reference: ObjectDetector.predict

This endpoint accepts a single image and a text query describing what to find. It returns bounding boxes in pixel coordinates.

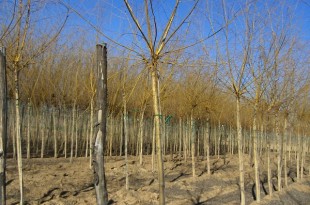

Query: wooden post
[0,46,8,205]
[93,44,109,205]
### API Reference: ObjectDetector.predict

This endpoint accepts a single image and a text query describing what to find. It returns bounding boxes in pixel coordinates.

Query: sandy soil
[6,155,310,205]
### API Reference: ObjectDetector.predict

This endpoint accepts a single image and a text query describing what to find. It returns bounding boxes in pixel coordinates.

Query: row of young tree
[0,0,309,204]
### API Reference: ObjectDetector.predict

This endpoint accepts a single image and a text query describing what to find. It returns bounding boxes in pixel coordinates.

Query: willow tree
[220,1,254,204]
[123,1,200,203]
[2,1,68,203]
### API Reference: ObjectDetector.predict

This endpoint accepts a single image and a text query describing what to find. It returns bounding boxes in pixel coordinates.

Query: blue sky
[1,0,308,56]
[54,0,309,56]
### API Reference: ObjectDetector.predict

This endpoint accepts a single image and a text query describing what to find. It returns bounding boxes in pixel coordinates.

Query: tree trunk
[267,133,272,196]
[0,47,8,205]
[75,110,78,158]
[123,96,129,190]
[191,109,196,177]
[93,44,108,205]
[151,65,165,205]
[236,96,245,205]
[152,119,156,172]
[14,67,24,205]
[297,125,300,182]
[53,108,58,158]
[179,118,182,157]
[89,97,94,167]
[284,117,288,187]
[109,115,113,156]
[40,111,45,159]
[276,112,282,191]
[64,111,67,158]
[206,119,211,175]
[301,134,304,180]
[253,103,260,201]
[119,113,123,157]
[26,101,31,159]
[70,103,75,163]
[85,118,89,157]
[139,104,146,165]
[11,115,16,160]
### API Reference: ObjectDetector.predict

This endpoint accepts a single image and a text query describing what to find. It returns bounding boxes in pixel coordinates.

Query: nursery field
[6,155,310,205]
[1,0,310,205]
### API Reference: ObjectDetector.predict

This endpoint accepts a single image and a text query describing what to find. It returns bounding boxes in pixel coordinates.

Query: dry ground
[6,154,310,205]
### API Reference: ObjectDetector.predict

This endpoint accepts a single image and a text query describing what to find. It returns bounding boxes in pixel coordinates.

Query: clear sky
[1,0,308,56]
[52,0,309,56]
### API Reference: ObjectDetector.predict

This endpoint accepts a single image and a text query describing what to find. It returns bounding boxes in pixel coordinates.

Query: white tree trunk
[236,97,245,205]
[14,69,24,205]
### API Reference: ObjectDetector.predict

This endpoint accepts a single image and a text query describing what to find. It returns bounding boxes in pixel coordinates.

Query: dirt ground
[6,154,310,205]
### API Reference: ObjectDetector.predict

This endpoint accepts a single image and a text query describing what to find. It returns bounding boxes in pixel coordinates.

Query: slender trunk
[12,116,16,160]
[14,68,24,205]
[288,131,292,163]
[297,125,300,181]
[26,101,31,159]
[85,118,89,157]
[70,103,75,163]
[123,97,129,190]
[152,119,156,172]
[253,103,260,202]
[206,119,211,175]
[301,134,304,180]
[139,104,146,165]
[89,97,94,167]
[284,117,288,187]
[40,111,45,158]
[217,122,221,158]
[191,109,196,177]
[119,113,123,157]
[151,65,165,205]
[276,112,282,191]
[109,115,113,156]
[236,96,245,205]
[53,108,58,158]
[214,125,217,158]
[75,110,78,158]
[64,111,67,158]
[0,47,8,205]
[267,133,272,196]
[179,118,182,157]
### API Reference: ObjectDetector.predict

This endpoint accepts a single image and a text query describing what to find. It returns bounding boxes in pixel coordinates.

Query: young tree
[1,1,68,202]
[220,1,255,203]
[123,1,200,203]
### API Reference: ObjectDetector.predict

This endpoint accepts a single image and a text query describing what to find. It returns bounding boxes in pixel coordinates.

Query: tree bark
[236,96,245,205]
[191,109,196,177]
[151,64,165,205]
[93,44,108,205]
[53,108,58,158]
[123,95,129,190]
[64,111,67,158]
[26,101,31,159]
[89,97,94,167]
[139,104,146,165]
[206,119,211,175]
[253,103,260,201]
[14,67,24,205]
[276,112,282,191]
[0,47,8,205]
